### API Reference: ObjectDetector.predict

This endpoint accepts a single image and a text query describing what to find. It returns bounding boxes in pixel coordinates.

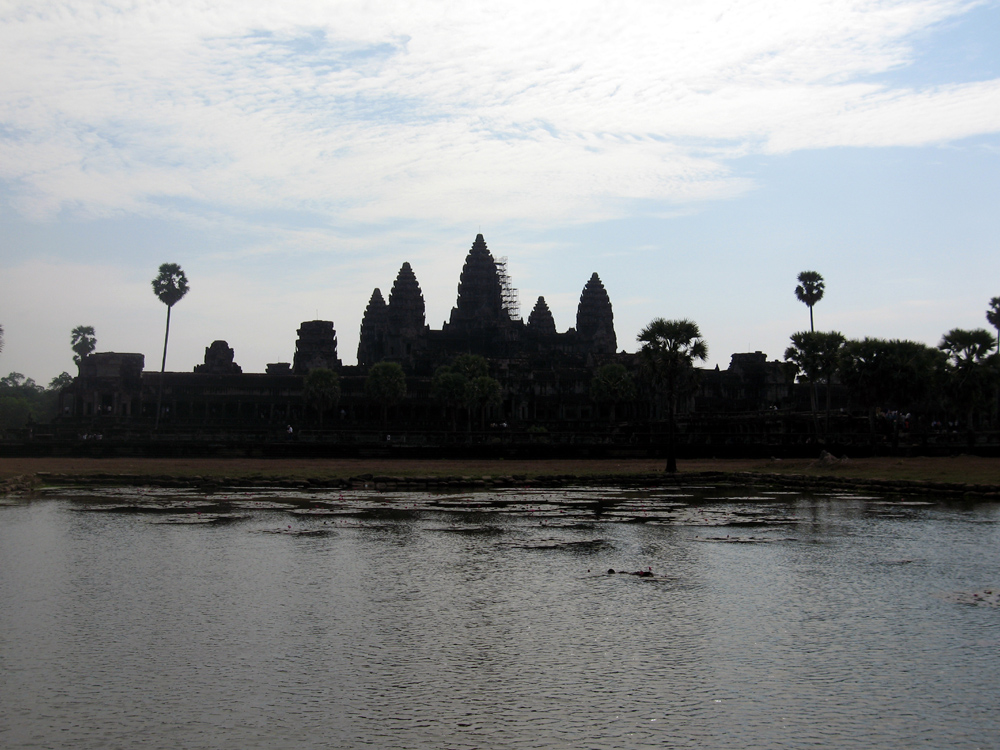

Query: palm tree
[637,318,707,473]
[784,329,844,435]
[938,327,996,446]
[987,298,1000,421]
[70,325,97,366]
[813,331,844,434]
[795,271,825,332]
[784,331,823,433]
[151,263,189,429]
[988,297,1000,350]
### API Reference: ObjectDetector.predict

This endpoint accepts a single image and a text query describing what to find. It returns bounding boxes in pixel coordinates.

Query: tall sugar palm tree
[637,318,708,473]
[987,297,1000,351]
[939,327,996,447]
[70,325,97,366]
[795,271,825,332]
[987,297,1000,421]
[813,331,844,434]
[784,331,823,434]
[151,263,189,429]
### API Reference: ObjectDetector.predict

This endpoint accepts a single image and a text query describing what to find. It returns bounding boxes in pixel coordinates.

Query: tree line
[3,262,997,462]
[783,275,999,448]
[598,272,1000,473]
[300,354,505,431]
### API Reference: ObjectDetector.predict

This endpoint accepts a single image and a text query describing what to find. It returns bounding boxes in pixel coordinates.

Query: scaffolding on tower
[495,256,521,321]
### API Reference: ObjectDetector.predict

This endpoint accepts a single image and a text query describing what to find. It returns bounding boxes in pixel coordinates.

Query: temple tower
[526,296,556,335]
[292,320,341,374]
[447,234,508,330]
[576,273,617,354]
[387,263,426,335]
[357,288,389,366]
[194,340,242,374]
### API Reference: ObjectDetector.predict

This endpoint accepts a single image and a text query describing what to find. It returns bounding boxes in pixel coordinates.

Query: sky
[1,0,999,385]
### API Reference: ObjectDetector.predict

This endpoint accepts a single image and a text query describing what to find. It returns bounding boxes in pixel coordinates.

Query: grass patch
[2,455,999,487]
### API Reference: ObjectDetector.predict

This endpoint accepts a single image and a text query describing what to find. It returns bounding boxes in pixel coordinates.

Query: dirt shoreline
[3,455,1000,497]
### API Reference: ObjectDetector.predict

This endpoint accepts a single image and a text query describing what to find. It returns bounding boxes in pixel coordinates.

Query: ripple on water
[1,486,998,750]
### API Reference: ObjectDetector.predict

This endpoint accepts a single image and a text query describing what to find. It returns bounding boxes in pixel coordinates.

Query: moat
[2,486,998,749]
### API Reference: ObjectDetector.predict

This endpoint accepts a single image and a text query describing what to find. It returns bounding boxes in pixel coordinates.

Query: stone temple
[54,232,794,444]
[358,234,617,370]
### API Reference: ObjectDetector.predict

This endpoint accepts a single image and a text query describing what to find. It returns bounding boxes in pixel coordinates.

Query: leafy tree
[465,375,503,431]
[451,353,489,380]
[988,298,1000,351]
[839,338,945,443]
[0,396,32,432]
[365,361,407,425]
[432,354,492,431]
[987,298,1000,421]
[590,362,635,423]
[303,368,341,426]
[785,330,843,434]
[70,325,97,366]
[151,263,189,428]
[0,323,4,355]
[784,331,823,420]
[637,318,708,473]
[0,371,55,430]
[1,372,28,389]
[814,331,844,431]
[938,328,997,444]
[49,372,74,390]
[431,366,468,431]
[795,271,825,332]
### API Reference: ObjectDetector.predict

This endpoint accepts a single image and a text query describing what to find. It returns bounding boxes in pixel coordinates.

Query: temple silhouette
[356,234,617,370]
[54,233,797,454]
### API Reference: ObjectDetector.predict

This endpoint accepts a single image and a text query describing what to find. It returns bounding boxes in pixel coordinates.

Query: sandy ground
[2,455,999,486]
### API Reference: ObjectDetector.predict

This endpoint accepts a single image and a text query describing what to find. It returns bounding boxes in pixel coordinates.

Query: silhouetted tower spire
[357,288,389,366]
[576,273,617,353]
[387,262,426,335]
[448,234,508,329]
[526,296,557,335]
[293,320,341,374]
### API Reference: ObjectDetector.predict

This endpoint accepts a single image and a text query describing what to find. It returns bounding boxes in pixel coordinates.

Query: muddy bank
[9,468,999,499]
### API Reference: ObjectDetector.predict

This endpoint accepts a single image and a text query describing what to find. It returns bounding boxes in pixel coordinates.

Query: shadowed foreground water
[1,485,998,749]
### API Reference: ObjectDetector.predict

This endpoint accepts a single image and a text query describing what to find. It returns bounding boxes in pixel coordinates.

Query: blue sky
[1,0,999,383]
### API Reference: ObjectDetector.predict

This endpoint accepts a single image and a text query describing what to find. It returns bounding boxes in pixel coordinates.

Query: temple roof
[387,263,426,333]
[293,320,340,374]
[448,234,507,329]
[357,288,389,366]
[527,296,557,335]
[576,273,617,353]
[363,288,387,318]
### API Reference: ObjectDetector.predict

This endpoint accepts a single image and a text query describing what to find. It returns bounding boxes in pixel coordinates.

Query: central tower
[447,233,509,331]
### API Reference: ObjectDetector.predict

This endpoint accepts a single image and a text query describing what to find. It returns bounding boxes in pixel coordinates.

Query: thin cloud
[2,0,997,228]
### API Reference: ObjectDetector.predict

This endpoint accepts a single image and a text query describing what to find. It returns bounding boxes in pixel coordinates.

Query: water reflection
[1,486,998,749]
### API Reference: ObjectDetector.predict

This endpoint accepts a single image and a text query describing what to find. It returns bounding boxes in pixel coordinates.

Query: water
[1,485,998,749]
